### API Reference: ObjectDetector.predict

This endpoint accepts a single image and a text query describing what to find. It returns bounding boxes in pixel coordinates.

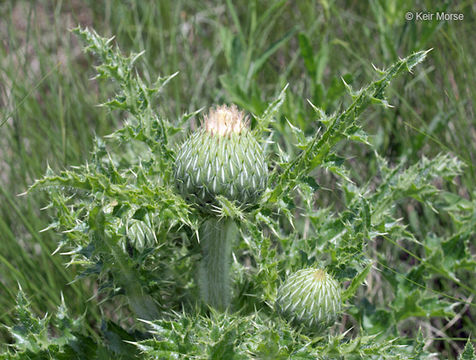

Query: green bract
[276,268,342,331]
[174,106,268,210]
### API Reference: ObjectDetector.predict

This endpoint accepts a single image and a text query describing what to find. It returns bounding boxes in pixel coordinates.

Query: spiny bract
[276,268,342,331]
[174,105,268,210]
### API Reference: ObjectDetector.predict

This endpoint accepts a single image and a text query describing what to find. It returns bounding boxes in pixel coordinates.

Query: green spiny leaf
[459,339,476,360]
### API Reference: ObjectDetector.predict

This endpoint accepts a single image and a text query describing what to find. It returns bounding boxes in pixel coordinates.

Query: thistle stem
[198,217,237,311]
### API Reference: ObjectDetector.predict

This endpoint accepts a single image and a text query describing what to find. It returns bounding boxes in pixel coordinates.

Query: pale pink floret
[203,105,248,136]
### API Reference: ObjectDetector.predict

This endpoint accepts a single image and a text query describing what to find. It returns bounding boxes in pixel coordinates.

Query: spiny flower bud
[276,268,342,331]
[174,105,268,210]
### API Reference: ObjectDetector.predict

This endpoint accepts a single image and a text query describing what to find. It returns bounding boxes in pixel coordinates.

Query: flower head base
[276,268,342,332]
[174,105,268,211]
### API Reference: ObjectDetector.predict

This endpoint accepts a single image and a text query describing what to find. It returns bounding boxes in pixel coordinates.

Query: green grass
[0,0,475,358]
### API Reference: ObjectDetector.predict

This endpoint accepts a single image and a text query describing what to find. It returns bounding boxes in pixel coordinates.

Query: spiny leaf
[255,84,288,135]
[342,262,372,301]
[268,50,430,202]
[459,339,476,360]
[73,26,178,156]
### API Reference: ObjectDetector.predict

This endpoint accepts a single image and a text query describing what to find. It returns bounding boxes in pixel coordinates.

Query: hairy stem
[198,217,237,311]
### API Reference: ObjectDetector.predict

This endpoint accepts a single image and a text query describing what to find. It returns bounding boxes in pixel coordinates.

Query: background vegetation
[0,0,475,358]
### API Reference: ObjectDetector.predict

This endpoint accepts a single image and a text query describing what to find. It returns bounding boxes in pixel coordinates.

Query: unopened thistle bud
[276,268,342,331]
[174,105,268,211]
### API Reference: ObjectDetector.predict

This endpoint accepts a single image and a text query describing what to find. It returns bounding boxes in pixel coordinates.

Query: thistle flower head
[276,268,342,332]
[203,105,247,137]
[174,105,268,211]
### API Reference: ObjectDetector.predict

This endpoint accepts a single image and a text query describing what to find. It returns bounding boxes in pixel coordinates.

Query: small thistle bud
[174,105,268,210]
[276,268,342,331]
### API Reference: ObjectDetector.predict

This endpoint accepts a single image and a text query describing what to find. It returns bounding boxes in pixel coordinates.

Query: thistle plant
[175,105,267,310]
[3,26,476,360]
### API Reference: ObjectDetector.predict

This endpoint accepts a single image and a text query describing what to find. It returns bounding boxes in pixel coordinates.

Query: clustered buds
[276,268,342,332]
[174,105,268,211]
